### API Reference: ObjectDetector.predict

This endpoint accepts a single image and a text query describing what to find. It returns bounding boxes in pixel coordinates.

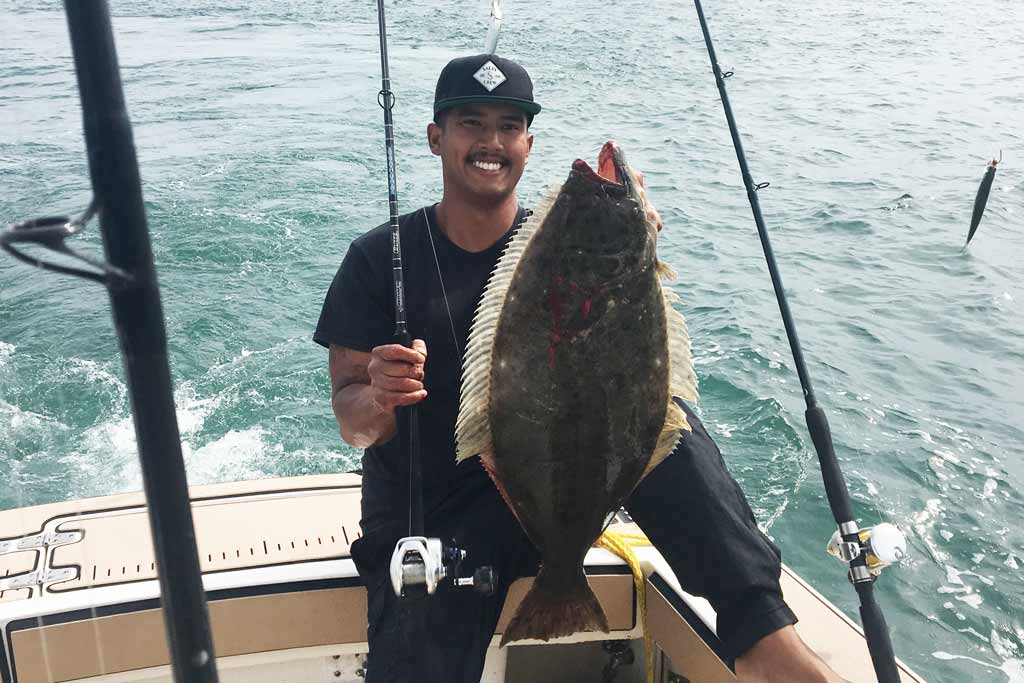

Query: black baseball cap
[433,54,542,123]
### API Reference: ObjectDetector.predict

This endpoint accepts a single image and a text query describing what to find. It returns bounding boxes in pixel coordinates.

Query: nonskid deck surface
[0,475,927,683]
[0,474,364,601]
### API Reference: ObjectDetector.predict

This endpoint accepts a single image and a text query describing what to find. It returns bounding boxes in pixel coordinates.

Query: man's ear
[427,122,442,156]
[525,132,534,163]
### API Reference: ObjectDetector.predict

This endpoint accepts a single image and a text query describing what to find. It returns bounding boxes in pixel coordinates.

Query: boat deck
[0,474,926,683]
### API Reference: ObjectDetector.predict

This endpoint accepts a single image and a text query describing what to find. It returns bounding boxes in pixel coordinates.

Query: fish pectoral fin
[641,399,690,480]
[656,259,677,281]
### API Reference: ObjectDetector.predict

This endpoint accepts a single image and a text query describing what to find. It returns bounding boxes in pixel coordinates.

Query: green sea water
[2,1,1023,680]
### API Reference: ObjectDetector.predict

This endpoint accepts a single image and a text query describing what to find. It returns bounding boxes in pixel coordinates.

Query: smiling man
[314,54,846,683]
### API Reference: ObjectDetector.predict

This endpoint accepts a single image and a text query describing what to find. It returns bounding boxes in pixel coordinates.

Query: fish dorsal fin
[641,285,699,479]
[656,259,677,281]
[663,286,697,404]
[455,190,558,462]
[642,398,689,479]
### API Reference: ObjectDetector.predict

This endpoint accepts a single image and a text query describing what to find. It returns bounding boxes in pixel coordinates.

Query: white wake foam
[0,341,14,366]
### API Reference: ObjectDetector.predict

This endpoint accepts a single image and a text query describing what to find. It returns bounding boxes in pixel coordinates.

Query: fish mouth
[572,141,633,195]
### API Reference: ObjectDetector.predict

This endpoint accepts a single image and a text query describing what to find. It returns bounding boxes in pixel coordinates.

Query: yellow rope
[595,529,654,683]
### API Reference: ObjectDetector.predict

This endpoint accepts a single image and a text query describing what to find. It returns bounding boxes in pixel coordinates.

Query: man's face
[428,103,534,205]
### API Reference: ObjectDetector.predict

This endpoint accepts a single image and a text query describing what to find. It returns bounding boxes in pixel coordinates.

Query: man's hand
[367,339,428,412]
[328,340,428,448]
[735,626,850,683]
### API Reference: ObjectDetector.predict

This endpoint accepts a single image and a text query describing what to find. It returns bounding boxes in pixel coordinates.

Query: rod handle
[857,582,902,683]
[805,406,853,523]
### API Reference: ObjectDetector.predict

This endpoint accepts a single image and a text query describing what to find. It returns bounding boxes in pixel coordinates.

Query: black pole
[375,0,424,539]
[690,2,900,681]
[62,3,219,681]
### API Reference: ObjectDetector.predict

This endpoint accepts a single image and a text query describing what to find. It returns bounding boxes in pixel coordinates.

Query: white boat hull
[0,474,926,683]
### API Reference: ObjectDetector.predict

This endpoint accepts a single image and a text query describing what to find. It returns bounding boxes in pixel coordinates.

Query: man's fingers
[369,341,428,405]
[373,389,428,412]
[649,206,663,232]
[393,389,428,406]
[371,358,425,381]
[375,375,425,393]
[374,342,426,365]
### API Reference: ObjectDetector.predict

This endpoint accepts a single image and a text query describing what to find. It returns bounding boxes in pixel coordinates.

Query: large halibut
[456,141,697,645]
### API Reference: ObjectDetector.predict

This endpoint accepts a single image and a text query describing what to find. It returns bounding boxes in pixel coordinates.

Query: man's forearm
[333,383,398,448]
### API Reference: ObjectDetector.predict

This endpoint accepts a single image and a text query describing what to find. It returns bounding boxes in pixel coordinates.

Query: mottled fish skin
[483,147,672,645]
[490,172,666,558]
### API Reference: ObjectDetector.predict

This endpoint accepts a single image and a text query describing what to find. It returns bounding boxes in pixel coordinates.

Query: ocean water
[1,1,1022,681]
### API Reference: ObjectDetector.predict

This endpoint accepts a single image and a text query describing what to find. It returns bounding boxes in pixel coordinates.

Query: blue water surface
[2,2,1022,681]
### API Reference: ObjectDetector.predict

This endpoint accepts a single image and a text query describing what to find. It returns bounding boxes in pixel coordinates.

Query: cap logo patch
[473,60,507,92]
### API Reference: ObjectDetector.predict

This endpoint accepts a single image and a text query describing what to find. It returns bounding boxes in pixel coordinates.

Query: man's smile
[472,160,504,172]
[468,155,508,174]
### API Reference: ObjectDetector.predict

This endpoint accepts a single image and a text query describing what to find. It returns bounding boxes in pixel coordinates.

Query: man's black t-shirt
[314,204,527,533]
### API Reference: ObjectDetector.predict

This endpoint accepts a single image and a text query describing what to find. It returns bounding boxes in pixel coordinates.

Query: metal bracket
[836,541,862,563]
[0,199,132,288]
[0,530,83,556]
[848,565,874,583]
[390,536,447,597]
[601,640,635,683]
[0,567,77,591]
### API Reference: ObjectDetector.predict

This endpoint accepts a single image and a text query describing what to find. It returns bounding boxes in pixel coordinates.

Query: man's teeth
[472,160,502,171]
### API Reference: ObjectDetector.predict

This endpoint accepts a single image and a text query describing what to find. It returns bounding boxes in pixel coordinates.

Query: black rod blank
[375,0,424,538]
[690,2,901,681]
[62,3,219,681]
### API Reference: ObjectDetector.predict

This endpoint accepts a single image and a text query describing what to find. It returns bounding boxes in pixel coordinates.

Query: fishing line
[421,207,533,369]
[422,208,464,365]
[819,343,889,524]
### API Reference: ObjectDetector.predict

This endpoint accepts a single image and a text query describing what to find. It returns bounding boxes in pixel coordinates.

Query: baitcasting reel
[390,536,496,600]
[827,522,907,582]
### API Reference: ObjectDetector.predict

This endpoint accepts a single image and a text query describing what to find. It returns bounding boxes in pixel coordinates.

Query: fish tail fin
[499,567,609,647]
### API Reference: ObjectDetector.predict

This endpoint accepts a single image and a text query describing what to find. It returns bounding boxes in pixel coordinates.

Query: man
[315,54,846,683]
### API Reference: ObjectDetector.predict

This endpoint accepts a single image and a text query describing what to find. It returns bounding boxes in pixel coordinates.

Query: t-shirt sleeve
[313,241,394,352]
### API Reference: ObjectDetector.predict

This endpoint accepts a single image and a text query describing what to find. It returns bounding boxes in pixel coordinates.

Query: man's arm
[328,341,428,448]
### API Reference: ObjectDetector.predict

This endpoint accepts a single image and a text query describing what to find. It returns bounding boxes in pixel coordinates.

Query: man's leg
[626,401,846,682]
[353,471,539,683]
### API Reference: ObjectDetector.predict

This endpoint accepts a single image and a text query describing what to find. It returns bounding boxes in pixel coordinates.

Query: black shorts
[350,402,797,683]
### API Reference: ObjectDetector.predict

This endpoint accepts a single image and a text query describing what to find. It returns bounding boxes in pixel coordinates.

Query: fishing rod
[374,1,495,607]
[374,0,423,543]
[0,2,219,681]
[690,2,904,681]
